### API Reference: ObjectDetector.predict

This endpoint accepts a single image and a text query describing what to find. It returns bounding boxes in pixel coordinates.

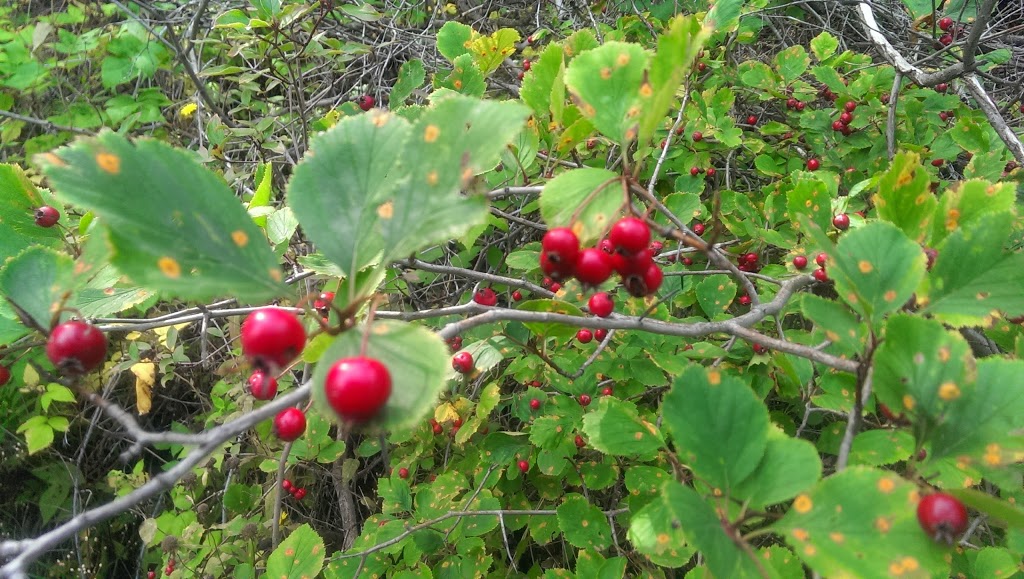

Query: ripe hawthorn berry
[313,291,335,312]
[541,227,580,266]
[540,250,575,281]
[706,167,716,177]
[398,467,410,479]
[839,112,853,125]
[432,420,444,435]
[293,488,306,500]
[576,329,594,343]
[738,295,751,306]
[833,214,851,230]
[522,59,531,71]
[815,252,828,267]
[357,95,375,110]
[832,120,844,131]
[935,83,948,93]
[611,247,654,277]
[806,158,820,171]
[792,255,808,270]
[588,292,614,317]
[274,408,307,442]
[452,351,474,374]
[529,398,541,411]
[917,492,968,545]
[752,343,769,355]
[248,370,278,400]
[624,263,663,297]
[574,248,614,286]
[690,167,700,176]
[692,131,703,142]
[938,17,954,31]
[594,328,608,342]
[691,222,705,236]
[473,287,498,306]
[324,356,393,422]
[0,364,10,387]
[34,206,60,227]
[746,115,757,125]
[148,571,156,579]
[812,268,830,282]
[939,34,953,46]
[844,101,857,113]
[650,240,663,254]
[609,217,651,255]
[512,290,523,301]
[578,393,592,406]
[282,479,293,491]
[241,308,306,372]
[47,321,107,375]
[574,435,586,448]
[601,386,613,396]
[517,460,530,473]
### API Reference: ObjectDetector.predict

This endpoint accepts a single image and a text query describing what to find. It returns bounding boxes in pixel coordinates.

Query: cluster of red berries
[540,217,664,298]
[452,350,474,374]
[818,83,840,103]
[162,559,176,577]
[313,291,334,318]
[472,287,498,306]
[428,416,463,436]
[282,479,307,500]
[446,335,463,352]
[736,251,760,273]
[936,17,959,47]
[831,100,857,136]
[517,59,531,80]
[541,277,562,293]
[785,97,807,112]
[791,252,830,282]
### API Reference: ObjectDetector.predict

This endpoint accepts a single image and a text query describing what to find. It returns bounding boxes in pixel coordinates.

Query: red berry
[738,295,751,306]
[148,572,156,579]
[34,205,60,227]
[612,247,654,277]
[939,111,949,122]
[815,252,828,266]
[609,217,651,255]
[549,282,562,293]
[833,214,851,230]
[841,125,853,136]
[578,393,592,406]
[832,120,845,131]
[792,255,808,270]
[452,351,474,374]
[432,421,444,435]
[576,329,593,344]
[939,33,953,46]
[650,240,663,253]
[46,321,107,375]
[523,59,531,71]
[324,356,393,422]
[690,166,700,176]
[691,222,705,236]
[935,83,948,93]
[512,290,523,301]
[923,247,938,271]
[453,417,463,427]
[917,492,968,545]
[241,308,306,372]
[357,95,374,111]
[938,17,954,31]
[574,434,586,448]
[282,479,293,491]
[473,287,498,306]
[594,328,608,342]
[706,167,716,177]
[540,251,575,281]
[398,467,409,479]
[682,257,693,266]
[601,386,613,396]
[844,101,857,113]
[692,131,703,142]
[931,159,944,167]
[529,398,541,411]
[753,343,769,355]
[796,101,806,111]
[598,238,614,254]
[293,488,306,500]
[806,158,820,171]
[574,248,614,286]
[517,460,530,473]
[248,370,279,400]
[273,408,306,442]
[741,252,758,265]
[624,263,663,297]
[839,112,853,125]
[313,291,335,312]
[588,292,614,318]
[812,268,830,282]
[541,227,581,265]
[697,62,706,72]
[786,98,797,109]
[165,566,173,576]
[746,115,757,125]
[0,364,9,387]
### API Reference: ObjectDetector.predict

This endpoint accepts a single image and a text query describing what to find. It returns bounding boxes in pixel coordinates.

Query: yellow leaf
[131,362,156,415]
[434,402,460,423]
[153,323,189,348]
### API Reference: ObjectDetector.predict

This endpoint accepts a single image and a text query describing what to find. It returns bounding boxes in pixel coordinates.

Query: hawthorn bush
[1,0,1024,577]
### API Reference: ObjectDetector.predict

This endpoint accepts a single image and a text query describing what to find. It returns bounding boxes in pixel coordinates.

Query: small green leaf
[539,168,621,245]
[436,21,473,63]
[626,481,697,568]
[266,523,325,579]
[874,152,936,245]
[787,173,833,236]
[0,246,73,330]
[732,428,822,508]
[557,494,612,550]
[695,274,736,316]
[849,429,915,466]
[565,42,650,146]
[520,43,566,124]
[515,299,585,341]
[0,164,63,265]
[810,32,839,61]
[434,54,486,97]
[638,15,705,145]
[775,45,810,84]
[391,59,425,107]
[581,396,664,459]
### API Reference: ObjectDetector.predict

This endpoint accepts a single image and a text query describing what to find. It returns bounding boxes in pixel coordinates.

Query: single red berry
[939,33,953,46]
[832,120,845,131]
[746,115,757,125]
[609,217,652,255]
[452,351,474,374]
[839,112,853,125]
[588,292,614,318]
[844,101,857,113]
[923,247,938,271]
[706,167,716,177]
[938,16,954,31]
[0,364,10,387]
[549,282,562,292]
[752,343,769,355]
[241,308,306,372]
[34,206,60,227]
[815,252,828,267]
[357,95,375,110]
[398,467,410,479]
[165,566,173,577]
[691,222,705,236]
[293,488,306,500]
[624,262,663,297]
[598,238,614,254]
[248,370,279,400]
[939,111,949,122]
[47,321,107,375]
[841,125,853,136]
[453,417,463,428]
[324,356,393,422]
[529,398,541,411]
[697,61,706,72]
[313,291,335,312]
[786,98,797,109]
[650,240,663,253]
[574,248,614,286]
[806,158,820,171]
[526,35,534,44]
[682,257,693,266]
[576,329,593,343]
[738,295,751,306]
[522,59,531,71]
[917,492,968,545]
[796,101,806,111]
[578,393,592,406]
[574,434,586,448]
[432,421,444,435]
[833,214,851,230]
[473,287,498,306]
[542,227,581,266]
[273,408,306,442]
[517,460,529,473]
[931,159,944,167]
[741,252,758,265]
[594,328,608,342]
[792,255,808,270]
[813,268,830,282]
[935,83,948,93]
[690,166,700,176]
[282,479,293,491]
[692,131,703,142]
[530,380,541,387]
[916,448,928,461]
[148,571,156,579]
[512,290,523,301]
[601,386,613,396]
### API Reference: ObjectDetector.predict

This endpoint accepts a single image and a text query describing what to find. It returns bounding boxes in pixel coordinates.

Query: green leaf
[810,32,839,61]
[946,487,1024,530]
[873,315,973,428]
[786,173,832,236]
[581,396,664,459]
[436,21,473,63]
[774,45,810,84]
[17,415,54,454]
[520,43,566,124]
[37,132,286,302]
[515,299,584,341]
[638,15,705,145]
[695,274,736,316]
[873,152,937,245]
[0,246,73,330]
[662,366,770,491]
[809,221,925,327]
[564,42,650,146]
[311,321,449,434]
[539,168,621,246]
[777,467,950,577]
[434,54,486,97]
[0,164,62,265]
[390,59,425,108]
[931,178,1015,247]
[557,494,612,549]
[849,429,915,466]
[738,61,776,89]
[705,0,743,31]
[469,28,520,75]
[798,294,866,356]
[266,523,325,579]
[732,428,822,508]
[626,481,697,568]
[923,212,1024,326]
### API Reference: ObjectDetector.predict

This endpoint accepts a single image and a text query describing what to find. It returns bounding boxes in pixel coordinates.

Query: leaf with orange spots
[930,178,1015,247]
[0,164,63,266]
[435,21,473,63]
[626,481,698,568]
[0,246,73,331]
[786,173,834,236]
[776,466,950,578]
[731,428,821,508]
[539,168,621,246]
[564,42,650,146]
[520,43,567,126]
[637,15,706,145]
[36,132,286,301]
[468,28,520,75]
[556,493,612,550]
[581,396,664,460]
[434,54,486,97]
[266,523,324,579]
[695,274,737,316]
[874,151,937,245]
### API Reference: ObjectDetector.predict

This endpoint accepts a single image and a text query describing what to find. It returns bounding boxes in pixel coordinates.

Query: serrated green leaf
[775,45,809,84]
[266,523,325,579]
[0,246,73,330]
[695,274,736,316]
[873,152,937,245]
[565,42,650,146]
[638,15,705,145]
[434,54,486,97]
[539,168,621,245]
[556,494,611,549]
[732,428,822,508]
[581,396,664,459]
[391,59,425,108]
[810,32,839,61]
[626,481,697,568]
[436,21,473,63]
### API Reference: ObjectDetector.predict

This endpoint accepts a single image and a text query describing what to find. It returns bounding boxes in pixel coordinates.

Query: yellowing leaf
[153,323,189,348]
[434,402,461,423]
[131,362,156,415]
